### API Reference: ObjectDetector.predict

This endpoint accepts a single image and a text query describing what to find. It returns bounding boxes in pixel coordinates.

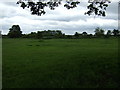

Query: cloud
[0,1,118,35]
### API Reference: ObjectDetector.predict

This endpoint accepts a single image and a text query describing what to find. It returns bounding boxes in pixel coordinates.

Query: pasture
[2,38,119,88]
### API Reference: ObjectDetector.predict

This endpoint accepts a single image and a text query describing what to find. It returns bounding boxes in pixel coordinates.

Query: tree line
[3,25,120,39]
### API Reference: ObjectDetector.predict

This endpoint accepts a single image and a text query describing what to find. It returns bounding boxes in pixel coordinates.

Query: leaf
[103,4,108,7]
[99,5,103,9]
[21,2,27,9]
[16,2,19,4]
[102,11,106,16]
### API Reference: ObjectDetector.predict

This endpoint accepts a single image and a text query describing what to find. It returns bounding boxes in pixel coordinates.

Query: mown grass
[2,38,119,88]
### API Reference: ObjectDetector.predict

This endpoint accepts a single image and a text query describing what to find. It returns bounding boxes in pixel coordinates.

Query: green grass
[2,38,119,88]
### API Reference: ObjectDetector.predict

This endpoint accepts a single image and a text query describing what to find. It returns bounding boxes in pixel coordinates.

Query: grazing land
[2,38,119,88]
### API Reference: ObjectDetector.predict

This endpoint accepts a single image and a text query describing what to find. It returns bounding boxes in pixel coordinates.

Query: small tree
[55,30,63,38]
[87,34,93,38]
[28,32,37,38]
[107,30,112,35]
[94,27,104,37]
[8,25,22,38]
[82,32,88,38]
[82,31,87,35]
[74,32,79,38]
[37,31,43,39]
[105,30,112,37]
[112,29,120,36]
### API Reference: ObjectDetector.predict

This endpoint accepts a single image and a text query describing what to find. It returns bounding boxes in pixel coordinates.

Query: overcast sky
[0,0,118,35]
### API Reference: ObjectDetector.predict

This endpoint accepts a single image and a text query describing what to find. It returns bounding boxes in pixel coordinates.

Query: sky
[0,0,119,35]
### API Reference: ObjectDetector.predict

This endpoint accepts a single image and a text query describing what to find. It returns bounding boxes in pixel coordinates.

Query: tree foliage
[23,30,64,39]
[107,30,112,36]
[8,25,22,38]
[17,0,111,16]
[82,32,87,36]
[112,29,120,36]
[74,32,80,38]
[85,0,111,16]
[94,27,105,37]
[7,27,119,39]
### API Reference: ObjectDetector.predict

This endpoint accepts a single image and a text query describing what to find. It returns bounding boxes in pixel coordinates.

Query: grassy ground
[2,38,119,88]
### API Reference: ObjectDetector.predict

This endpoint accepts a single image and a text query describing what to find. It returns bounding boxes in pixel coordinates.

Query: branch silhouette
[17,0,111,16]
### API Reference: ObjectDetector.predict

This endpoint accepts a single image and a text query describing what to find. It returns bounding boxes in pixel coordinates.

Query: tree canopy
[6,25,120,39]
[112,29,120,36]
[8,25,22,38]
[17,0,111,16]
[94,27,105,37]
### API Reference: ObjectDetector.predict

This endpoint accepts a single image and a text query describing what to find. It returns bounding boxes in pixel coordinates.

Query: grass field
[2,38,119,88]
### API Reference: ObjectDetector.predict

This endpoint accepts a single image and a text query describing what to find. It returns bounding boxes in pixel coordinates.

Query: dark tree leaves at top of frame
[17,0,111,17]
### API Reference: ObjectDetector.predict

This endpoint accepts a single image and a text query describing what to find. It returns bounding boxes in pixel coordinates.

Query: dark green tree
[82,32,88,38]
[104,30,112,38]
[87,34,93,38]
[112,29,120,36]
[37,31,43,39]
[107,30,112,35]
[106,30,112,37]
[8,25,22,38]
[94,27,104,37]
[55,30,63,38]
[82,32,87,36]
[28,32,37,38]
[74,32,79,38]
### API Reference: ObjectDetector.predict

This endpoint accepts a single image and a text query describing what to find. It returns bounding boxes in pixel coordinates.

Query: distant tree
[105,30,112,37]
[56,30,62,35]
[37,31,43,39]
[82,32,87,36]
[82,31,88,38]
[55,30,63,38]
[36,30,64,39]
[107,30,112,35]
[74,32,79,38]
[104,30,112,38]
[112,29,120,36]
[94,27,104,37]
[8,25,22,38]
[66,35,73,39]
[22,34,29,38]
[28,32,37,38]
[87,34,93,38]
[62,33,65,38]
